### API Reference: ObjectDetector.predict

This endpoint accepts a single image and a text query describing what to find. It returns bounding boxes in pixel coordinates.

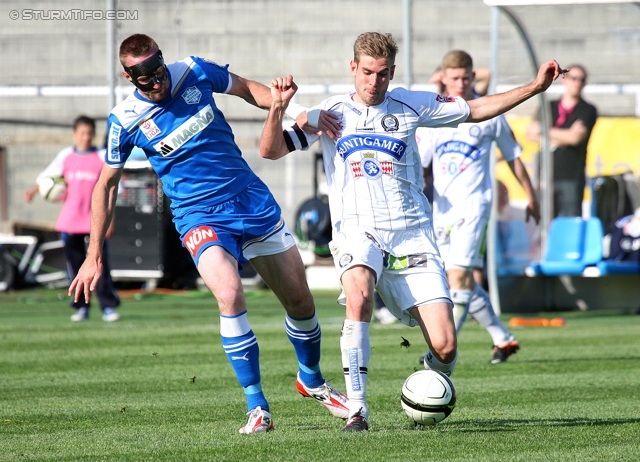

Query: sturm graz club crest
[381,114,399,132]
[469,125,482,138]
[182,86,202,104]
[360,152,383,180]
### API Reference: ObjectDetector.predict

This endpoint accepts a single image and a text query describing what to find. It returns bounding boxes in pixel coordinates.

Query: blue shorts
[174,179,293,267]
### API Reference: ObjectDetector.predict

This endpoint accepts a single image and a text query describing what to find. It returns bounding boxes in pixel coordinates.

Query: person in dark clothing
[528,64,598,217]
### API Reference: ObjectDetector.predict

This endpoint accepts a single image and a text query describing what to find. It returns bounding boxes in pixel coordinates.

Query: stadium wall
[1,0,639,233]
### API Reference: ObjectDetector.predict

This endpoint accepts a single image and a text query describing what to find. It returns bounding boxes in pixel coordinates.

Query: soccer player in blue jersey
[68,33,347,434]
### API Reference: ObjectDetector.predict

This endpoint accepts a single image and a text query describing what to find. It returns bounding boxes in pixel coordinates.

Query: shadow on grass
[447,416,640,432]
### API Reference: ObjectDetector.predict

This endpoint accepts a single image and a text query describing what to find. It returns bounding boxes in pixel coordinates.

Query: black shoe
[490,341,520,364]
[341,409,369,432]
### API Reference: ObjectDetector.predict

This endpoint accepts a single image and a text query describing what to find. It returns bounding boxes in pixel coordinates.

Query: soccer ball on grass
[401,369,456,426]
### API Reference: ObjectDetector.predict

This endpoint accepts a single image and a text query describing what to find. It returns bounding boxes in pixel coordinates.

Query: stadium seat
[595,260,640,275]
[528,217,603,276]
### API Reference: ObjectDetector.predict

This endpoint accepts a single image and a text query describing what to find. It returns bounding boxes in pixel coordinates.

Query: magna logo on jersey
[183,225,218,258]
[153,105,214,156]
[337,134,407,161]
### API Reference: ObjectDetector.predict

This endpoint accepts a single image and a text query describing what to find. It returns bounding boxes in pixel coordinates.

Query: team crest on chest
[182,86,202,104]
[350,152,394,179]
[381,114,399,132]
[140,119,162,140]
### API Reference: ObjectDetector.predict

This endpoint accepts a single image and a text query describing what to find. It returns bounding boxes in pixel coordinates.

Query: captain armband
[283,124,309,152]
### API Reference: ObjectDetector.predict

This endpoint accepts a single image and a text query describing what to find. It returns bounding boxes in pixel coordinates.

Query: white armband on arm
[284,102,307,120]
[306,109,321,128]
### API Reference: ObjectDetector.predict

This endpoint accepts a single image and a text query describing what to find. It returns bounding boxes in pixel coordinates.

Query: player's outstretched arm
[508,158,540,225]
[68,164,122,304]
[260,75,297,161]
[228,73,272,109]
[466,60,566,123]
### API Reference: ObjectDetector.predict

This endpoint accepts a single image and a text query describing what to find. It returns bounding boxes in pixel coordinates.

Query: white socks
[423,349,458,376]
[340,319,370,419]
[451,289,472,334]
[469,284,513,346]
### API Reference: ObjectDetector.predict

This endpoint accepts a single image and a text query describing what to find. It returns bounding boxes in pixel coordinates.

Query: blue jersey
[105,56,258,218]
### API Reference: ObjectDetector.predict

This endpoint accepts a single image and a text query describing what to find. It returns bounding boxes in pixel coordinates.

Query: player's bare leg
[411,301,458,376]
[447,267,475,333]
[339,266,376,431]
[198,246,272,433]
[252,247,349,419]
[449,267,519,364]
[251,246,315,318]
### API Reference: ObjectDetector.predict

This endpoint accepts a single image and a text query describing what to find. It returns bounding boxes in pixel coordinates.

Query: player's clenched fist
[270,75,297,104]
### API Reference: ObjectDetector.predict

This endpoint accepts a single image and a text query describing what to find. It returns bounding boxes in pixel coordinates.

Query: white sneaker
[374,306,397,325]
[295,372,349,419]
[102,307,120,322]
[238,406,274,434]
[70,307,89,322]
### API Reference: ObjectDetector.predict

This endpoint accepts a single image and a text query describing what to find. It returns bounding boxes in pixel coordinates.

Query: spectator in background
[527,64,598,217]
[25,115,121,322]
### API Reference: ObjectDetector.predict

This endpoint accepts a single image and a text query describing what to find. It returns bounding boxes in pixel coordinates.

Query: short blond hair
[441,50,473,72]
[353,32,398,64]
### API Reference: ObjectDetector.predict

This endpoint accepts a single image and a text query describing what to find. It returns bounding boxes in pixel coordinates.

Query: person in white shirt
[260,33,564,431]
[417,50,540,364]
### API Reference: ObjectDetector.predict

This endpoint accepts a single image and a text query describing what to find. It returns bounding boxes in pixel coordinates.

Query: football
[401,369,456,426]
[38,176,67,202]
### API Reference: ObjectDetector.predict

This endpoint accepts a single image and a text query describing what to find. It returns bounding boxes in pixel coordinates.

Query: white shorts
[435,212,488,270]
[243,222,296,260]
[330,225,451,327]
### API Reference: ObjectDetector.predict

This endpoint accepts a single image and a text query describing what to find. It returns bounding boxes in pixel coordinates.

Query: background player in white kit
[417,50,540,364]
[261,32,565,431]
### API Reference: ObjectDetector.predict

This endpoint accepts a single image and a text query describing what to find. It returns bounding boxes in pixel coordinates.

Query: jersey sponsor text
[153,105,214,156]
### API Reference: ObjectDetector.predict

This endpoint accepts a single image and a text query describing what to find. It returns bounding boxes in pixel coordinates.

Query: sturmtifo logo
[153,105,214,156]
[182,86,202,104]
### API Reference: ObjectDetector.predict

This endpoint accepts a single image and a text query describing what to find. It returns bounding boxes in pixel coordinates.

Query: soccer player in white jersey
[417,50,540,364]
[68,34,349,434]
[260,32,565,431]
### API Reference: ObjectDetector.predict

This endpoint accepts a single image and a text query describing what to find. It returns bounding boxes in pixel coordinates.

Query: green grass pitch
[1,288,639,461]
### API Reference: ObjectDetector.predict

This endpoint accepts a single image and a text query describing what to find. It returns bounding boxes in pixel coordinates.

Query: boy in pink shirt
[26,116,120,321]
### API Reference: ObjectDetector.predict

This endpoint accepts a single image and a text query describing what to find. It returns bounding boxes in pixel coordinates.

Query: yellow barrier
[496,117,640,201]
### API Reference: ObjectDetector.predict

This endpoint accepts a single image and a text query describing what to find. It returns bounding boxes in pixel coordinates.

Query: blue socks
[220,311,268,412]
[286,311,324,388]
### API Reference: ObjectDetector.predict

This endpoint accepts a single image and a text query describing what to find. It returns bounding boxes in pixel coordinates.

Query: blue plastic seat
[596,260,640,275]
[530,217,604,276]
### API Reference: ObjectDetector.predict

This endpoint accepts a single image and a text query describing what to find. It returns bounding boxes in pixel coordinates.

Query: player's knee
[347,289,374,312]
[212,286,245,312]
[280,288,315,317]
[431,341,457,364]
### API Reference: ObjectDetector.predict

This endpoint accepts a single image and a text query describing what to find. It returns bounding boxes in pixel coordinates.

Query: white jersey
[417,113,521,223]
[284,88,469,231]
